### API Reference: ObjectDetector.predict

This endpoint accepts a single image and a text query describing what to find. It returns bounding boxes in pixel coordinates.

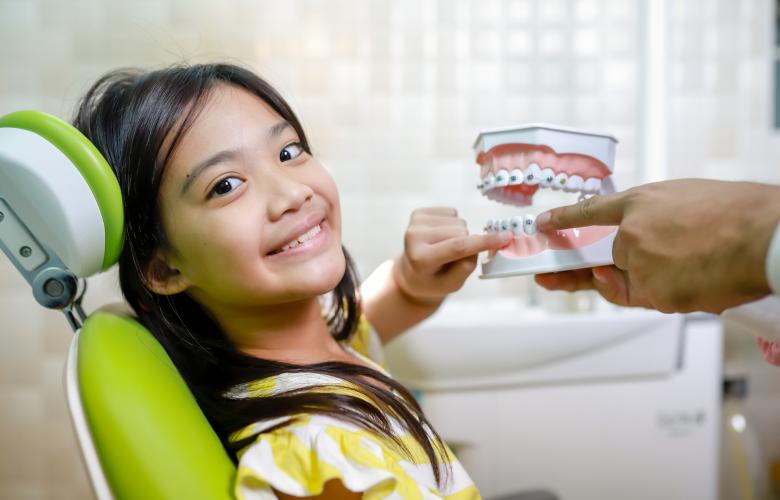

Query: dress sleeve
[766,221,780,296]
[233,415,419,499]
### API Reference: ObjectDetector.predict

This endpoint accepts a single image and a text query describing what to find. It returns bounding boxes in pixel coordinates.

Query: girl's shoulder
[345,314,386,368]
[227,317,480,498]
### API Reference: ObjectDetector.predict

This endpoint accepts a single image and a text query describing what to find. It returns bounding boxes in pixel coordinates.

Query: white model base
[480,229,617,278]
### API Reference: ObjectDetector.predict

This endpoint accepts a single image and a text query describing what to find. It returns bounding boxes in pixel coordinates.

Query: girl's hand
[392,207,513,305]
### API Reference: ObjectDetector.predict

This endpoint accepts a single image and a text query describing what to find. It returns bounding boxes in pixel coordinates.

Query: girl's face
[152,84,345,310]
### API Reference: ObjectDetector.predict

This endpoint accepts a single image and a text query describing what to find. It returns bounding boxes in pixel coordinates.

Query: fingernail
[592,268,608,283]
[536,212,551,228]
[498,231,513,243]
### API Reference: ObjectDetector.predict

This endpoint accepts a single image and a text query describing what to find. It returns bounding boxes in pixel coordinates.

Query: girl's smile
[266,219,329,259]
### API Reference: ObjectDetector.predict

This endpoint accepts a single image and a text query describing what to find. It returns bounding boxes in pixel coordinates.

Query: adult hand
[393,207,512,305]
[533,179,780,314]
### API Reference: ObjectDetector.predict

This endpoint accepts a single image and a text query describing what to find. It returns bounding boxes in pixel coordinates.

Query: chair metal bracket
[0,197,87,331]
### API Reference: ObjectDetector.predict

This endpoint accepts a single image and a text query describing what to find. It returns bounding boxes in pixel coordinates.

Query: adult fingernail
[592,268,608,283]
[536,212,551,228]
[498,231,513,243]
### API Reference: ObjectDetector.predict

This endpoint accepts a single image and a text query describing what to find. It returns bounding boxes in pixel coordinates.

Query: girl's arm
[360,258,443,344]
[361,207,512,344]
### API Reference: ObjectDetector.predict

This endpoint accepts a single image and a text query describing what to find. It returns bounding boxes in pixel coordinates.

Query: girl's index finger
[535,191,627,231]
[426,231,512,267]
[414,207,458,217]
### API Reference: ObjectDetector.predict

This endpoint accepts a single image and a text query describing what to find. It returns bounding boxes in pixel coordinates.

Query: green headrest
[0,110,124,271]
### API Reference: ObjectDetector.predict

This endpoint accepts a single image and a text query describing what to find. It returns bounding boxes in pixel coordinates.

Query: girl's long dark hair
[72,63,450,487]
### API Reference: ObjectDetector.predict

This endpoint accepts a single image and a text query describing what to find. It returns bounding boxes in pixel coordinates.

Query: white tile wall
[667,0,780,184]
[3,0,778,497]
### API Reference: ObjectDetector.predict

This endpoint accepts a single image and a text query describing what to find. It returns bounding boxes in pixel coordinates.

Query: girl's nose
[266,174,314,220]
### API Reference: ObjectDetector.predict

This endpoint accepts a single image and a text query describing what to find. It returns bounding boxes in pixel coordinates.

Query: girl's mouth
[266,221,327,257]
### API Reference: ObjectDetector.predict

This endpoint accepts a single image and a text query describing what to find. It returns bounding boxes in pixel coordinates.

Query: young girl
[73,63,512,499]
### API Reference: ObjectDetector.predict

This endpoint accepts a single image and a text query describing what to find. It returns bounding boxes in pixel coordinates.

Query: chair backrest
[71,311,236,500]
[0,110,236,499]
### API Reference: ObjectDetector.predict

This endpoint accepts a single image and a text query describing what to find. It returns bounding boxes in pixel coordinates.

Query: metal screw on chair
[19,246,32,257]
[44,278,65,298]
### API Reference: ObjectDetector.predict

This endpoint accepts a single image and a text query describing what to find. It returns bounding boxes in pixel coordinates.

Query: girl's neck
[206,296,346,364]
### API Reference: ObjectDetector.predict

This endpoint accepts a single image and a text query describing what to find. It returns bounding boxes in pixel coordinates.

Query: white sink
[383,300,685,391]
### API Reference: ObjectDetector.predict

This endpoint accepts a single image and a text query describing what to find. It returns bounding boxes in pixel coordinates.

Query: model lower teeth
[278,224,321,253]
[488,215,538,236]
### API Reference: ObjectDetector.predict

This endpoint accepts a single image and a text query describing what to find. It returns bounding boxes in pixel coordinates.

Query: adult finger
[592,265,653,309]
[591,266,629,306]
[611,233,629,270]
[534,269,595,292]
[536,191,627,231]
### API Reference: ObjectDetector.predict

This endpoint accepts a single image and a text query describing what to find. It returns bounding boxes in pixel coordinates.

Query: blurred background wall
[1,0,779,498]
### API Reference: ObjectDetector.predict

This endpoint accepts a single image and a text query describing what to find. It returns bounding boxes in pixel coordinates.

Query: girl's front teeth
[278,224,322,253]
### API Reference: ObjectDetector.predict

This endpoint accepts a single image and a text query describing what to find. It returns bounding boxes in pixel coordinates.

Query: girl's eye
[280,142,304,162]
[209,177,243,198]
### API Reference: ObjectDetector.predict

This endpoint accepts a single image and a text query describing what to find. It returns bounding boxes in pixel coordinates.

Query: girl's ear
[144,252,191,295]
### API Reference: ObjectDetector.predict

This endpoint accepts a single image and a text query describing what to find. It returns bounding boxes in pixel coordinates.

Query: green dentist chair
[0,111,236,500]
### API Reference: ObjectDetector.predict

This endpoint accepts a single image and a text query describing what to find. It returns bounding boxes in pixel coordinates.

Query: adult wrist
[737,183,780,296]
[766,220,780,295]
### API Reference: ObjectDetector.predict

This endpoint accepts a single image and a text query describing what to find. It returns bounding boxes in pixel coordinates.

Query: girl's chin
[284,252,346,293]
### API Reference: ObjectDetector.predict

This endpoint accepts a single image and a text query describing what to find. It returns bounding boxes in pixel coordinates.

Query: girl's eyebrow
[268,121,291,139]
[180,122,293,195]
[181,149,239,195]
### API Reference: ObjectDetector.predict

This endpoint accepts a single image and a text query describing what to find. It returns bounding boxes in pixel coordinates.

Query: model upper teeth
[481,172,495,193]
[481,167,602,197]
[564,175,584,193]
[540,167,555,187]
[583,177,602,194]
[524,163,542,185]
[494,169,510,188]
[278,224,321,253]
[553,172,569,190]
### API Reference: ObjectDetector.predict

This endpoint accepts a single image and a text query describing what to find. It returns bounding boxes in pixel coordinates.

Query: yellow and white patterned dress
[228,317,481,499]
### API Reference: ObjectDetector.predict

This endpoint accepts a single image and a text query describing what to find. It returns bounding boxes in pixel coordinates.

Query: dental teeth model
[474,124,619,278]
